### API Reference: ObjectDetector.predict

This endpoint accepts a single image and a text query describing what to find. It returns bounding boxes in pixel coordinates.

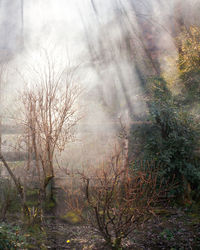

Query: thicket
[0,223,28,250]
[67,149,169,249]
[130,25,200,202]
[0,178,19,221]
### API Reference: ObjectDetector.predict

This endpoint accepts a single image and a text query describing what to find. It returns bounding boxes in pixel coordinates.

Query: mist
[0,0,199,170]
[0,1,200,248]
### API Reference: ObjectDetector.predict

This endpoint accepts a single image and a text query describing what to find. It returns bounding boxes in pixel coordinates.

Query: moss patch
[60,211,82,224]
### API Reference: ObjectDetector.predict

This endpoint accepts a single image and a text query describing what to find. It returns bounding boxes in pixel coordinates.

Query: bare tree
[20,51,82,211]
[67,147,169,249]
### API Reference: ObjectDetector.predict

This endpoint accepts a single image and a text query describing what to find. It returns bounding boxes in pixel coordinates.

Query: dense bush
[0,178,20,221]
[0,223,28,250]
[130,77,200,200]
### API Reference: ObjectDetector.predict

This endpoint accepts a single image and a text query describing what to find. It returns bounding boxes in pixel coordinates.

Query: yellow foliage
[61,211,81,224]
[162,25,200,94]
[177,25,200,74]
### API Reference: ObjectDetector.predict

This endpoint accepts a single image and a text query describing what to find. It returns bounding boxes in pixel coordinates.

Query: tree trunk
[0,154,30,220]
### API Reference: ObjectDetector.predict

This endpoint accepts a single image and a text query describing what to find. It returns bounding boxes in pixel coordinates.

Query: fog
[0,2,200,247]
[1,0,200,169]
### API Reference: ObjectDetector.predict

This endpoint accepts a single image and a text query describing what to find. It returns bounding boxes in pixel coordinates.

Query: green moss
[60,211,81,224]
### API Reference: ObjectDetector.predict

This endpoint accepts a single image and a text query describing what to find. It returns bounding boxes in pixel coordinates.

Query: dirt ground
[41,206,200,250]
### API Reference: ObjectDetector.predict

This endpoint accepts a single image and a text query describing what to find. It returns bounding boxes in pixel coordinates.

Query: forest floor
[29,205,200,250]
[3,204,200,249]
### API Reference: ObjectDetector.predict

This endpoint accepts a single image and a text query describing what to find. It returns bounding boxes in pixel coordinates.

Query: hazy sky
[1,0,200,122]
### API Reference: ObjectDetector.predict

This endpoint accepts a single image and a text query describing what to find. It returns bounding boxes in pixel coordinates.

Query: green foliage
[160,228,174,241]
[132,77,200,198]
[0,223,28,250]
[0,178,21,218]
[179,70,200,105]
[44,200,56,213]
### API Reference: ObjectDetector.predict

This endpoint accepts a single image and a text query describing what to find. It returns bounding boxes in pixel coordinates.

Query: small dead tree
[0,60,33,223]
[0,154,30,221]
[73,149,168,249]
[20,51,82,214]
